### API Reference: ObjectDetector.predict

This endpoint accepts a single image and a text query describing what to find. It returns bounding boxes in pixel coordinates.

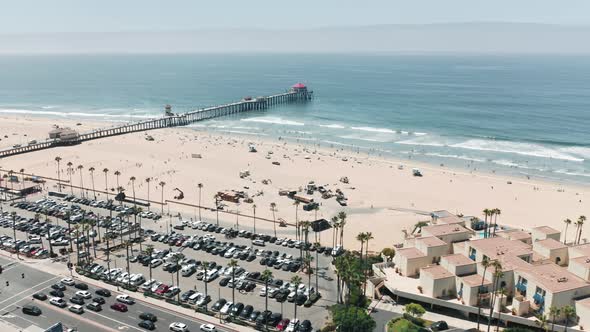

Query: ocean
[0,54,589,184]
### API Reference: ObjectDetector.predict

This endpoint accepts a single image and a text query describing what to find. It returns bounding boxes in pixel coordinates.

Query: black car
[430,321,449,331]
[96,288,111,297]
[22,305,42,316]
[256,310,272,324]
[74,282,88,290]
[211,298,226,312]
[33,292,48,301]
[180,290,196,302]
[70,296,85,305]
[51,283,66,291]
[268,312,282,327]
[297,320,312,332]
[230,302,244,316]
[49,289,64,298]
[139,312,158,322]
[138,320,156,330]
[86,302,102,312]
[92,297,106,305]
[219,277,231,287]
[249,310,261,322]
[296,294,307,306]
[240,305,254,320]
[275,292,288,303]
[245,282,256,292]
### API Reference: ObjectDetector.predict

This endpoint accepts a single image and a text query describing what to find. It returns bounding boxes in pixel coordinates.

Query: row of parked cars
[209,297,313,332]
[61,194,161,220]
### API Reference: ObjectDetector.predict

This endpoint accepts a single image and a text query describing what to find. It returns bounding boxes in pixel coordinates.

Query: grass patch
[388,318,422,332]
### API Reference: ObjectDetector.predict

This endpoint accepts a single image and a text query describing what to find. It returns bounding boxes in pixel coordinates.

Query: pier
[0,84,312,158]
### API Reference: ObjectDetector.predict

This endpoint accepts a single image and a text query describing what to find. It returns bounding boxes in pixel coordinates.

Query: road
[0,256,237,332]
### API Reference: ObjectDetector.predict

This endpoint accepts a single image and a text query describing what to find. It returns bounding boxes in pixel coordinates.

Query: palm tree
[487,261,503,332]
[88,167,96,199]
[337,211,347,247]
[290,275,302,320]
[235,203,240,230]
[77,165,84,197]
[304,253,314,291]
[536,314,549,332]
[67,162,74,194]
[270,202,277,237]
[549,306,560,332]
[229,259,239,305]
[577,215,586,244]
[202,260,209,311]
[356,232,366,262]
[314,242,320,290]
[293,201,300,240]
[145,178,151,211]
[492,208,501,237]
[363,232,374,296]
[261,269,273,331]
[214,195,220,226]
[331,216,339,248]
[483,208,491,238]
[19,168,26,201]
[159,181,166,216]
[114,171,121,191]
[129,176,137,240]
[563,218,572,244]
[252,204,257,234]
[476,257,491,331]
[197,183,203,221]
[563,305,576,331]
[145,245,154,282]
[55,156,62,192]
[170,254,181,302]
[495,288,507,332]
[44,209,54,256]
[11,212,19,259]
[102,168,109,200]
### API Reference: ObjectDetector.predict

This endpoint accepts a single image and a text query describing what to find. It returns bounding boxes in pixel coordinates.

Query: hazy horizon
[1,22,590,55]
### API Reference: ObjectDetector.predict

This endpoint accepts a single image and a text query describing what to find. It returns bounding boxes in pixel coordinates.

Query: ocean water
[0,54,589,184]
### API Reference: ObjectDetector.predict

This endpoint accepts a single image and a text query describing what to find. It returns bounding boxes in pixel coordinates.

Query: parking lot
[0,193,338,330]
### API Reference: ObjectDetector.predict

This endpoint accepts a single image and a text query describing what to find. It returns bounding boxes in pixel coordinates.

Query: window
[535,287,546,296]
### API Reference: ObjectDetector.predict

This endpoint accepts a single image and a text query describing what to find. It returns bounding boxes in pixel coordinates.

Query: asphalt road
[0,256,238,332]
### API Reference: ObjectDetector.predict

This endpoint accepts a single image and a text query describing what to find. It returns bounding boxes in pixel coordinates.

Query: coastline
[0,115,588,252]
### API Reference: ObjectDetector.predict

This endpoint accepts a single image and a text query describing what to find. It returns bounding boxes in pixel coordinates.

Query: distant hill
[1,22,589,54]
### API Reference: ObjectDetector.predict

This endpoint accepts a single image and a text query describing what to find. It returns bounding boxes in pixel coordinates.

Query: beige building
[466,237,533,263]
[533,238,568,266]
[415,236,449,263]
[531,226,561,243]
[441,254,476,276]
[568,256,590,281]
[419,265,456,299]
[576,297,590,329]
[496,229,532,244]
[422,224,471,244]
[394,247,430,277]
[457,274,492,306]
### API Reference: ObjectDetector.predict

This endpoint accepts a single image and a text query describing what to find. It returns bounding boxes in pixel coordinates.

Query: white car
[150,258,163,268]
[220,301,233,315]
[75,291,92,299]
[50,297,67,308]
[60,278,75,286]
[252,239,265,246]
[200,324,216,332]
[68,304,84,314]
[169,322,189,332]
[116,294,134,304]
[286,319,299,332]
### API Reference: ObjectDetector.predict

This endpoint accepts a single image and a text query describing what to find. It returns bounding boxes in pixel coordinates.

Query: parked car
[138,320,156,330]
[86,302,102,312]
[139,312,158,322]
[116,294,135,304]
[169,322,189,332]
[111,303,128,312]
[50,297,67,308]
[200,324,217,332]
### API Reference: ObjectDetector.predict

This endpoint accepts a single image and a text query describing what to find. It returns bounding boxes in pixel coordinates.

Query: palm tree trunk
[564,224,569,244]
[476,265,488,330]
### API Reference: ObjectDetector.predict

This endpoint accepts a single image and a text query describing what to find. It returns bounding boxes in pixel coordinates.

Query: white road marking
[0,276,60,310]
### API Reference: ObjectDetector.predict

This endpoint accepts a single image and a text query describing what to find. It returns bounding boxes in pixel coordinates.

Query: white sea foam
[491,159,523,168]
[220,130,268,136]
[338,135,386,143]
[451,139,584,162]
[41,105,59,109]
[554,169,590,178]
[0,108,154,119]
[318,124,345,129]
[350,126,396,134]
[559,147,590,160]
[396,138,447,147]
[241,117,304,126]
[424,153,485,163]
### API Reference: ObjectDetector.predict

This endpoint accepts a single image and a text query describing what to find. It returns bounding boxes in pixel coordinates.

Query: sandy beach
[0,115,588,253]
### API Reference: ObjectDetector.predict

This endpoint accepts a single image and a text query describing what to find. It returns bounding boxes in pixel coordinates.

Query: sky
[1,0,590,33]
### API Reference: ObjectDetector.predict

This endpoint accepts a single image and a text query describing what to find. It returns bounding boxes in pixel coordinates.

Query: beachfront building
[374,212,590,330]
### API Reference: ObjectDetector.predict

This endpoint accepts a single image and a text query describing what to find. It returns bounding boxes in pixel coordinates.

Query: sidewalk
[372,300,479,330]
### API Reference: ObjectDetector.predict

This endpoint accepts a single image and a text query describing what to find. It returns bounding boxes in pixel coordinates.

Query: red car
[155,284,170,295]
[277,318,290,331]
[111,303,128,312]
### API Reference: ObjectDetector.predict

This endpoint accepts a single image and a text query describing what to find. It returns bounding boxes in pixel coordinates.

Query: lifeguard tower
[164,104,174,117]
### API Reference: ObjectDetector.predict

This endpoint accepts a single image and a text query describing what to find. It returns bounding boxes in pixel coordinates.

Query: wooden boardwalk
[0,86,312,159]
